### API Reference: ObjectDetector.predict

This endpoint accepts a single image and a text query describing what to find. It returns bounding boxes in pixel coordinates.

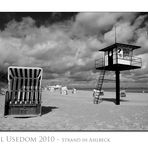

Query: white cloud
[104,22,134,43]
[72,12,137,36]
[0,12,148,84]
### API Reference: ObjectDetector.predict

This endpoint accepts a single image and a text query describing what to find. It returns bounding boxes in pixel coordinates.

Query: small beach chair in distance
[4,66,43,117]
[120,90,126,97]
[72,88,77,94]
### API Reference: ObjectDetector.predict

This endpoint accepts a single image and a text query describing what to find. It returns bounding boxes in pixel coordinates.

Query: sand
[0,90,148,131]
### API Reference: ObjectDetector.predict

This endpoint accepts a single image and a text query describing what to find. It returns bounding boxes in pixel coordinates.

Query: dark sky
[0,12,78,30]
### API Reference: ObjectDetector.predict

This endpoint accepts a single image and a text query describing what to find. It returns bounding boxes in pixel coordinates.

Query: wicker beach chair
[120,90,126,97]
[4,66,43,117]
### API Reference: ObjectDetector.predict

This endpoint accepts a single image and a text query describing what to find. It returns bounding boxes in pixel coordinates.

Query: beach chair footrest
[5,104,41,116]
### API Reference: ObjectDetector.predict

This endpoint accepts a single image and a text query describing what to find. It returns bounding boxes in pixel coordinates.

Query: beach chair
[72,88,76,94]
[61,86,68,95]
[120,90,126,97]
[4,66,43,117]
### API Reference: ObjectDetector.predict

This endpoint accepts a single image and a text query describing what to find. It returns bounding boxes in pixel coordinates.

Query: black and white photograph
[0,11,148,131]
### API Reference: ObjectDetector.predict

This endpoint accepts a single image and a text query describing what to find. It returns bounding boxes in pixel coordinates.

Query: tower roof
[99,43,141,52]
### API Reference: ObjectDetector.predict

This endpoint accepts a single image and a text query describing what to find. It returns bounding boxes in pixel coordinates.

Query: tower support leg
[116,70,120,105]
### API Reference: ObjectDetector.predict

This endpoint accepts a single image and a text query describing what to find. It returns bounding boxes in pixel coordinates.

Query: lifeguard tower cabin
[95,43,142,105]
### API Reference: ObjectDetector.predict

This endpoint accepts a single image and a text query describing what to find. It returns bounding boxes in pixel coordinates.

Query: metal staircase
[96,69,106,92]
[94,59,106,104]
[93,69,106,104]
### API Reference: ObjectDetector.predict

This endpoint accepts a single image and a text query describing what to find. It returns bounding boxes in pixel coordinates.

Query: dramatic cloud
[0,12,148,87]
[72,12,137,36]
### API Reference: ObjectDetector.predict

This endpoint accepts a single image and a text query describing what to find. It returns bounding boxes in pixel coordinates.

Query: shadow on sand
[41,106,58,115]
[101,97,129,104]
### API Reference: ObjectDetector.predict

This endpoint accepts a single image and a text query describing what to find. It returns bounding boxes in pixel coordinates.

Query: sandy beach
[0,90,148,131]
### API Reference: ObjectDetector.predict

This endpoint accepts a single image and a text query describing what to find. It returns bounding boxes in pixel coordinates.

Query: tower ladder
[96,69,106,92]
[93,68,106,104]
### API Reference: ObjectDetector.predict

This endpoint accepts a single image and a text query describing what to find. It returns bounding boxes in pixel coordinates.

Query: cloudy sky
[0,12,148,87]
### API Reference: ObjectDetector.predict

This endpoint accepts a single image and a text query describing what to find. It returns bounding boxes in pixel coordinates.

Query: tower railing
[95,56,142,68]
[116,56,142,67]
[95,58,105,68]
[131,56,142,67]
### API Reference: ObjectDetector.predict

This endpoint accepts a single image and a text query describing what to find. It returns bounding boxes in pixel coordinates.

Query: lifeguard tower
[95,42,142,105]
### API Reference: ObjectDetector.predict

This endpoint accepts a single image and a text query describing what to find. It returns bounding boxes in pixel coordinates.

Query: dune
[0,90,148,131]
